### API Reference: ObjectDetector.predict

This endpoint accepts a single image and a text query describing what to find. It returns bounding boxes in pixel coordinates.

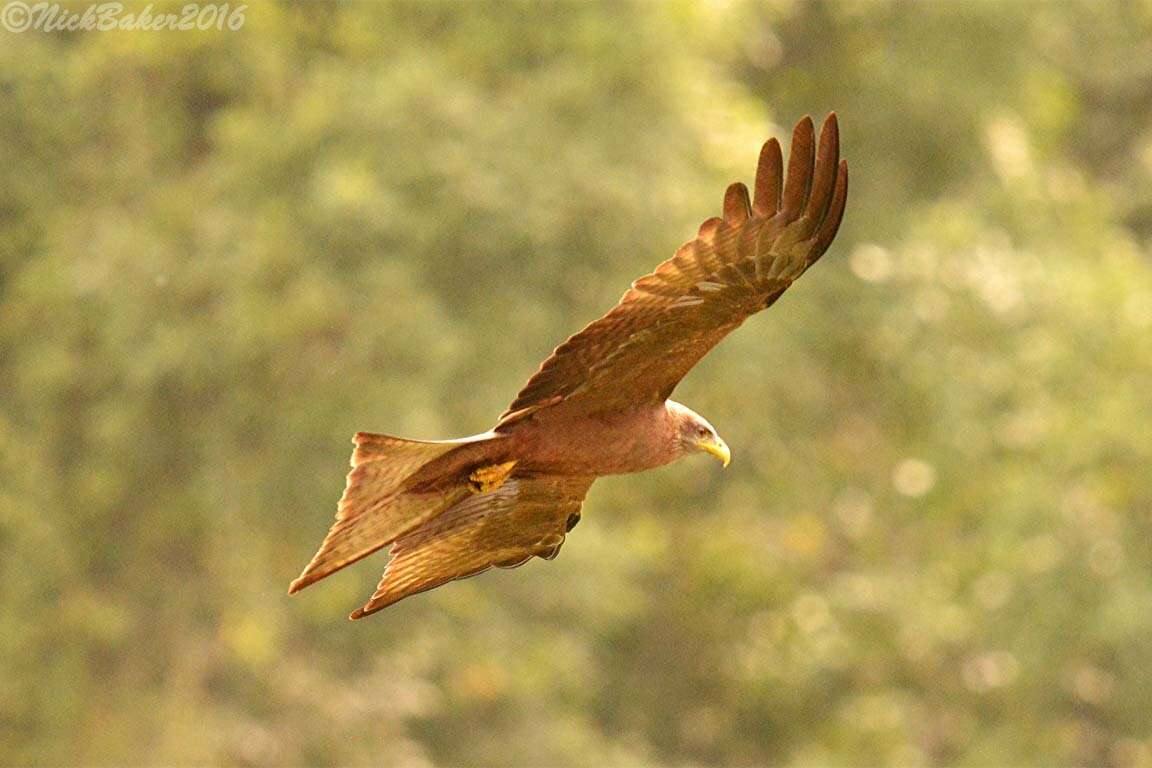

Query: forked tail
[288,431,496,594]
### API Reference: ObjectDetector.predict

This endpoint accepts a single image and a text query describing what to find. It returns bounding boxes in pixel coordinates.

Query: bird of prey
[290,114,848,619]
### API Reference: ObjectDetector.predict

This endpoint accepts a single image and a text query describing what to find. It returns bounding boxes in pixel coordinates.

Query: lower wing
[350,473,595,618]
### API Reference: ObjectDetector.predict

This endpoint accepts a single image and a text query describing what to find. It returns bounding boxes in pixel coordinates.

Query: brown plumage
[290,114,848,618]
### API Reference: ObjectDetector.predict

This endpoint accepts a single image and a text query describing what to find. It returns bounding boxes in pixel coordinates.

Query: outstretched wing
[349,474,594,618]
[497,114,847,427]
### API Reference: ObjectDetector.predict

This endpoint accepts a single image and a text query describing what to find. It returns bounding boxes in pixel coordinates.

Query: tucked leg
[468,460,518,494]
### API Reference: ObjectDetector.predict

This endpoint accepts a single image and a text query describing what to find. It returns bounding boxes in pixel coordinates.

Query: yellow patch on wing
[468,460,518,494]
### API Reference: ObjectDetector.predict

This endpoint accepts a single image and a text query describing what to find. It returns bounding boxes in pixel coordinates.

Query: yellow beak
[699,435,731,467]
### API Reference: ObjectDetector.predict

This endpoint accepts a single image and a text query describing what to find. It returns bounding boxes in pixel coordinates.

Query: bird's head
[668,401,730,468]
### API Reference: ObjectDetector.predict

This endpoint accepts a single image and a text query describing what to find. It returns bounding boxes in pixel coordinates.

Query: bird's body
[399,402,685,494]
[290,114,848,618]
[497,400,688,476]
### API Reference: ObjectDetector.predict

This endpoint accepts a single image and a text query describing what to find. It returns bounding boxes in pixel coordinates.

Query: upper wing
[497,114,847,427]
[349,473,594,618]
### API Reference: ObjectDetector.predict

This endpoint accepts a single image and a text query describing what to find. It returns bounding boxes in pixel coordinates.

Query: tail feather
[289,432,472,594]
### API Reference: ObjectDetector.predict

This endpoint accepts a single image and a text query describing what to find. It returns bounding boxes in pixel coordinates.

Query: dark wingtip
[722,181,751,223]
[812,158,849,255]
[821,112,839,143]
[799,112,843,231]
[753,137,784,215]
[792,115,816,152]
[782,116,817,220]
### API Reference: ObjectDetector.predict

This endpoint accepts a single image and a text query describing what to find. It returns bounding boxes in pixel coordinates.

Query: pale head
[667,400,730,467]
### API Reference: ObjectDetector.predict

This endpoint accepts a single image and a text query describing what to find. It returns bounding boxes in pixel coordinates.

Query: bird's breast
[508,405,676,477]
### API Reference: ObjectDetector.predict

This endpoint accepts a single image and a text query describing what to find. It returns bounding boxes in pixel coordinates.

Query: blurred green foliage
[2,1,1151,765]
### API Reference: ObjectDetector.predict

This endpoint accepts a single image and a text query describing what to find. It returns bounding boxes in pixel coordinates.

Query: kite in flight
[290,114,848,618]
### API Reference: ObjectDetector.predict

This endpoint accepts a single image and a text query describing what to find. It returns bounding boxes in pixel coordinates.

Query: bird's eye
[697,426,709,438]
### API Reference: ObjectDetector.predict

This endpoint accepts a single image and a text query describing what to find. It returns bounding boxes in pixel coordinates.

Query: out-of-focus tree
[0,2,1149,766]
